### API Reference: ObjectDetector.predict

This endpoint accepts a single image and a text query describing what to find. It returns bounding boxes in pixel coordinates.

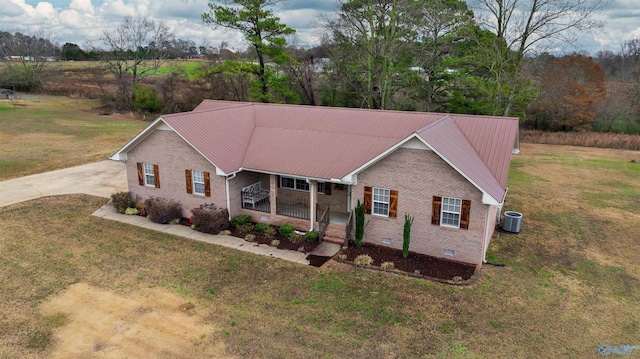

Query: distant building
[0,89,15,100]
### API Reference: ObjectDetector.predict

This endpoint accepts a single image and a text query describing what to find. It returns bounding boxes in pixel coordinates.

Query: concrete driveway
[0,161,126,207]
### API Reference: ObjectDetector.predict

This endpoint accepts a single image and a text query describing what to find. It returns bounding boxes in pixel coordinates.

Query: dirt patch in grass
[39,283,232,359]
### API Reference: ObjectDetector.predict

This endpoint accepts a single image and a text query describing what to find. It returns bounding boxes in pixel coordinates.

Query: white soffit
[401,137,431,150]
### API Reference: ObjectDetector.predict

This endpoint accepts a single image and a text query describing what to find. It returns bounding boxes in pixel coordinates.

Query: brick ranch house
[110,100,519,268]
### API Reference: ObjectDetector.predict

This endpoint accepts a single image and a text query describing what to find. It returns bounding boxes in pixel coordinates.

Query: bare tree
[0,31,59,91]
[323,0,421,110]
[412,0,476,111]
[97,17,172,110]
[470,0,610,116]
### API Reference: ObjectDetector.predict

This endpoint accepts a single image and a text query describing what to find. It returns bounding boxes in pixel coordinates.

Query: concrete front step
[324,225,347,239]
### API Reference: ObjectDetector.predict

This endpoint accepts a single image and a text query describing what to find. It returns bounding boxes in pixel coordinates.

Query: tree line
[4,0,639,135]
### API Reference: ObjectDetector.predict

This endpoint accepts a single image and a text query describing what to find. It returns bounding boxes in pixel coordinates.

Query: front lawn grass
[0,96,147,180]
[0,144,639,358]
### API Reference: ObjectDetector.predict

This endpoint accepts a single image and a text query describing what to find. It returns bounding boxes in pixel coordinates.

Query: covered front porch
[234,172,352,242]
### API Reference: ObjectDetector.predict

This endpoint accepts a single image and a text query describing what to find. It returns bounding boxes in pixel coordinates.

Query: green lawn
[0,144,639,358]
[0,96,147,180]
[152,60,206,80]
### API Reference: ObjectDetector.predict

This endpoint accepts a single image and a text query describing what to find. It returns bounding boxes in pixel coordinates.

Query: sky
[1,0,639,55]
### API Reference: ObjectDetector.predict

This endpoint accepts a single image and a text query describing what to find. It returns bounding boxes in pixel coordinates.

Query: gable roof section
[161,105,255,174]
[416,116,506,204]
[241,105,444,179]
[451,115,519,189]
[193,99,251,112]
[111,101,518,203]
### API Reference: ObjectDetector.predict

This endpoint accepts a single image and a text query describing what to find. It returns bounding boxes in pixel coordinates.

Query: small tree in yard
[354,200,365,248]
[403,214,414,258]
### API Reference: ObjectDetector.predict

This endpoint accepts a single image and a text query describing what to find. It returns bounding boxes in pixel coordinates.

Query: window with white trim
[143,162,155,187]
[280,176,309,191]
[372,187,390,216]
[317,182,325,194]
[192,170,205,195]
[441,197,462,227]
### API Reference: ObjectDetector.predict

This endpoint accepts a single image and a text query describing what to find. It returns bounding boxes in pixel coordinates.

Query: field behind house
[1,139,639,357]
[0,96,146,180]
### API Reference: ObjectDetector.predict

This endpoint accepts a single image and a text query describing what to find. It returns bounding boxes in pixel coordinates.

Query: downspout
[307,179,314,231]
[225,172,237,220]
[484,188,509,263]
[482,207,491,263]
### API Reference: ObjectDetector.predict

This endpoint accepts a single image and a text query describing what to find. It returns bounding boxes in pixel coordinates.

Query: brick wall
[125,129,226,217]
[317,183,349,213]
[351,147,492,265]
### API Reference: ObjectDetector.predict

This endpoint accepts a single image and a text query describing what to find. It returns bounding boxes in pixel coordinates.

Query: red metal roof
[417,116,508,203]
[130,101,518,203]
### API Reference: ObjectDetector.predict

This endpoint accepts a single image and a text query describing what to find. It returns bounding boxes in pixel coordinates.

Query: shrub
[270,239,280,247]
[355,200,365,248]
[111,191,135,214]
[354,254,373,267]
[231,215,252,227]
[124,207,139,215]
[245,234,256,242]
[235,223,255,236]
[289,233,304,244]
[144,197,183,224]
[381,262,395,271]
[305,231,319,243]
[254,223,270,232]
[279,224,295,237]
[403,214,414,259]
[132,83,163,113]
[190,203,230,235]
[264,226,277,239]
[136,202,147,217]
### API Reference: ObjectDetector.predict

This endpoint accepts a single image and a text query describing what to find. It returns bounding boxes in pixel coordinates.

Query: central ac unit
[503,211,522,233]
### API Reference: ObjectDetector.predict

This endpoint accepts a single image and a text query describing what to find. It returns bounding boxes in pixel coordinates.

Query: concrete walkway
[91,203,341,265]
[0,161,340,265]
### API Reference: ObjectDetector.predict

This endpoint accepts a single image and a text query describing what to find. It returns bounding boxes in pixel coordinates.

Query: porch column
[269,175,277,215]
[309,180,316,231]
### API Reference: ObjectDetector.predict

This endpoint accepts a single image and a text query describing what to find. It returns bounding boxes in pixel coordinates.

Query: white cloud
[1,0,27,17]
[69,0,94,14]
[103,0,136,17]
[33,2,57,20]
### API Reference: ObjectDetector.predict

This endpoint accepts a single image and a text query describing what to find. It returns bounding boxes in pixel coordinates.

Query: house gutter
[482,207,491,264]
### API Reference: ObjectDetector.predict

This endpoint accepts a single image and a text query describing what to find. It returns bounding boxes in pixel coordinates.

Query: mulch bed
[228,227,321,253]
[178,218,474,280]
[340,242,476,281]
[178,218,321,253]
[306,254,333,267]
